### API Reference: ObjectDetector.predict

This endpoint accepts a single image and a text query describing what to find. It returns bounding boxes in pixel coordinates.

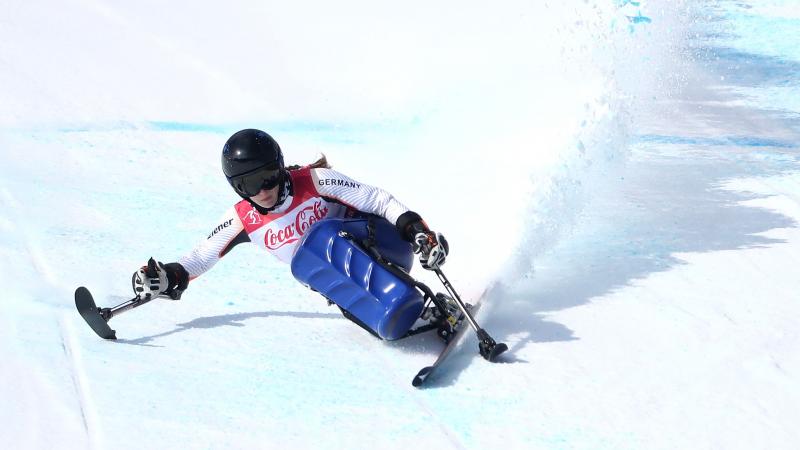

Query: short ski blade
[412,303,483,388]
[487,342,508,361]
[75,287,117,340]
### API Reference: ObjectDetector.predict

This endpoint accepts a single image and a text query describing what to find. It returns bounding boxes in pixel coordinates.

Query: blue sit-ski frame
[290,217,426,340]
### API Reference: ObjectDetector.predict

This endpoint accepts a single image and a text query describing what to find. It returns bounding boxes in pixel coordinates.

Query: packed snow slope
[1,1,799,449]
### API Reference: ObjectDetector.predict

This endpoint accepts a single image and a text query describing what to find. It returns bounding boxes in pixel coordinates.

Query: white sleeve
[178,207,249,279]
[310,168,410,225]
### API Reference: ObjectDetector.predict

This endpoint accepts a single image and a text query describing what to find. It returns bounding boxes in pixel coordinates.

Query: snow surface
[1,1,799,449]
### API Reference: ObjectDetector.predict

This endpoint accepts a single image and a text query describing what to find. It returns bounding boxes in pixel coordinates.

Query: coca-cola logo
[265,201,329,250]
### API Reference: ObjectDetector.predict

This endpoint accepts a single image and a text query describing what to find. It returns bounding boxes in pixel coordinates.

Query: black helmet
[222,129,286,198]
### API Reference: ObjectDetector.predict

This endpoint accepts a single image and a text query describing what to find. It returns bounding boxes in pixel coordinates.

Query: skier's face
[249,185,280,208]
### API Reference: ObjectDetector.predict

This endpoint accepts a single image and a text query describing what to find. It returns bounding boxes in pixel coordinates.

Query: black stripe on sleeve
[220,229,251,258]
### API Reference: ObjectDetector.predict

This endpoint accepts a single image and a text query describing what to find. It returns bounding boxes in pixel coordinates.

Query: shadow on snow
[117,310,343,346]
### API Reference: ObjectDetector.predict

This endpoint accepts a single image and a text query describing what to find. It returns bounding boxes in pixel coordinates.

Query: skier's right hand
[413,230,449,270]
[131,258,189,300]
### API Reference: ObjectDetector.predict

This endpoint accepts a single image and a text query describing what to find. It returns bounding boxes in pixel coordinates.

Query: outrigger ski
[75,286,165,340]
[75,287,117,340]
[74,260,167,340]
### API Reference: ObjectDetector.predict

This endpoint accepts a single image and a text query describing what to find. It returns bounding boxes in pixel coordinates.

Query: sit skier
[73,127,506,384]
[131,128,449,315]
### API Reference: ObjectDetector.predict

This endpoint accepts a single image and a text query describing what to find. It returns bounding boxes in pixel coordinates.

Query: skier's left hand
[413,231,449,270]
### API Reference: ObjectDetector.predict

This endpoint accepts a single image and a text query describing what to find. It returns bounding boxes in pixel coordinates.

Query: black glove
[131,258,189,300]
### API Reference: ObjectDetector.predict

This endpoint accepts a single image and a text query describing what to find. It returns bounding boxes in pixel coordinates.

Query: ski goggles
[228,166,283,197]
